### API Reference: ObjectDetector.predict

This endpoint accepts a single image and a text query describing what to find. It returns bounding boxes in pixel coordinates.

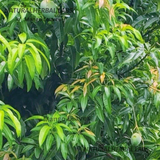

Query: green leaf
[110,151,123,158]
[46,134,54,152]
[3,124,14,147]
[112,86,121,101]
[133,29,144,42]
[34,147,41,159]
[36,48,50,72]
[0,9,7,20]
[26,115,44,121]
[2,104,21,119]
[95,106,104,122]
[8,5,19,22]
[25,67,32,92]
[0,110,4,130]
[61,142,68,160]
[25,55,35,79]
[79,134,87,147]
[8,48,18,74]
[3,108,21,137]
[54,133,61,150]
[95,36,102,49]
[72,134,79,146]
[27,43,42,74]
[21,137,36,144]
[39,125,50,147]
[17,62,24,86]
[7,74,14,91]
[92,86,101,98]
[18,33,27,43]
[0,130,2,150]
[56,125,65,141]
[18,43,26,59]
[0,34,12,54]
[103,92,111,114]
[20,10,27,20]
[26,39,48,49]
[22,145,34,153]
[81,96,88,112]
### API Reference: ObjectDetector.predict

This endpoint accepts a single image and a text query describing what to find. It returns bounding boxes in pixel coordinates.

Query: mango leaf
[56,125,65,141]
[81,96,88,112]
[8,5,19,22]
[0,110,4,130]
[27,43,42,74]
[34,147,41,159]
[7,74,14,91]
[18,33,27,43]
[112,86,121,101]
[54,133,61,150]
[25,55,35,79]
[0,34,12,54]
[0,9,7,20]
[46,134,54,152]
[2,104,21,119]
[25,67,32,92]
[0,130,2,149]
[3,108,21,137]
[61,142,68,160]
[95,106,104,122]
[39,125,50,147]
[103,87,111,114]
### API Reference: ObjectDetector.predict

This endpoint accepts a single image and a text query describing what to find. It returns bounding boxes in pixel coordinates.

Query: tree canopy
[0,0,160,159]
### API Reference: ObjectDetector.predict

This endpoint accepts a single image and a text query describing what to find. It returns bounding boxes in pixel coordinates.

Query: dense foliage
[0,0,160,159]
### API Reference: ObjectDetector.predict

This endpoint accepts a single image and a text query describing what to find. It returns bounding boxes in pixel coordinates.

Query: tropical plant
[0,0,160,159]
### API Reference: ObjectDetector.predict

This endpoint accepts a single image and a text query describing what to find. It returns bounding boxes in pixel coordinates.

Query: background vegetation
[0,0,160,159]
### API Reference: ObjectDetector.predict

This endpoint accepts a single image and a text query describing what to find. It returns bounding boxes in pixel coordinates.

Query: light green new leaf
[3,108,21,137]
[25,55,35,79]
[39,125,50,147]
[2,104,21,119]
[81,96,88,112]
[26,115,44,121]
[8,48,18,74]
[27,43,42,74]
[133,29,144,42]
[8,5,19,22]
[0,9,7,20]
[56,125,65,141]
[36,48,50,72]
[0,110,4,130]
[26,39,48,49]
[0,34,12,54]
[20,11,27,20]
[0,130,2,149]
[18,33,27,43]
[18,43,26,59]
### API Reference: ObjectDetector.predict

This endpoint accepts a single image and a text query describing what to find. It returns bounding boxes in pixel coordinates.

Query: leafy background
[0,0,160,159]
